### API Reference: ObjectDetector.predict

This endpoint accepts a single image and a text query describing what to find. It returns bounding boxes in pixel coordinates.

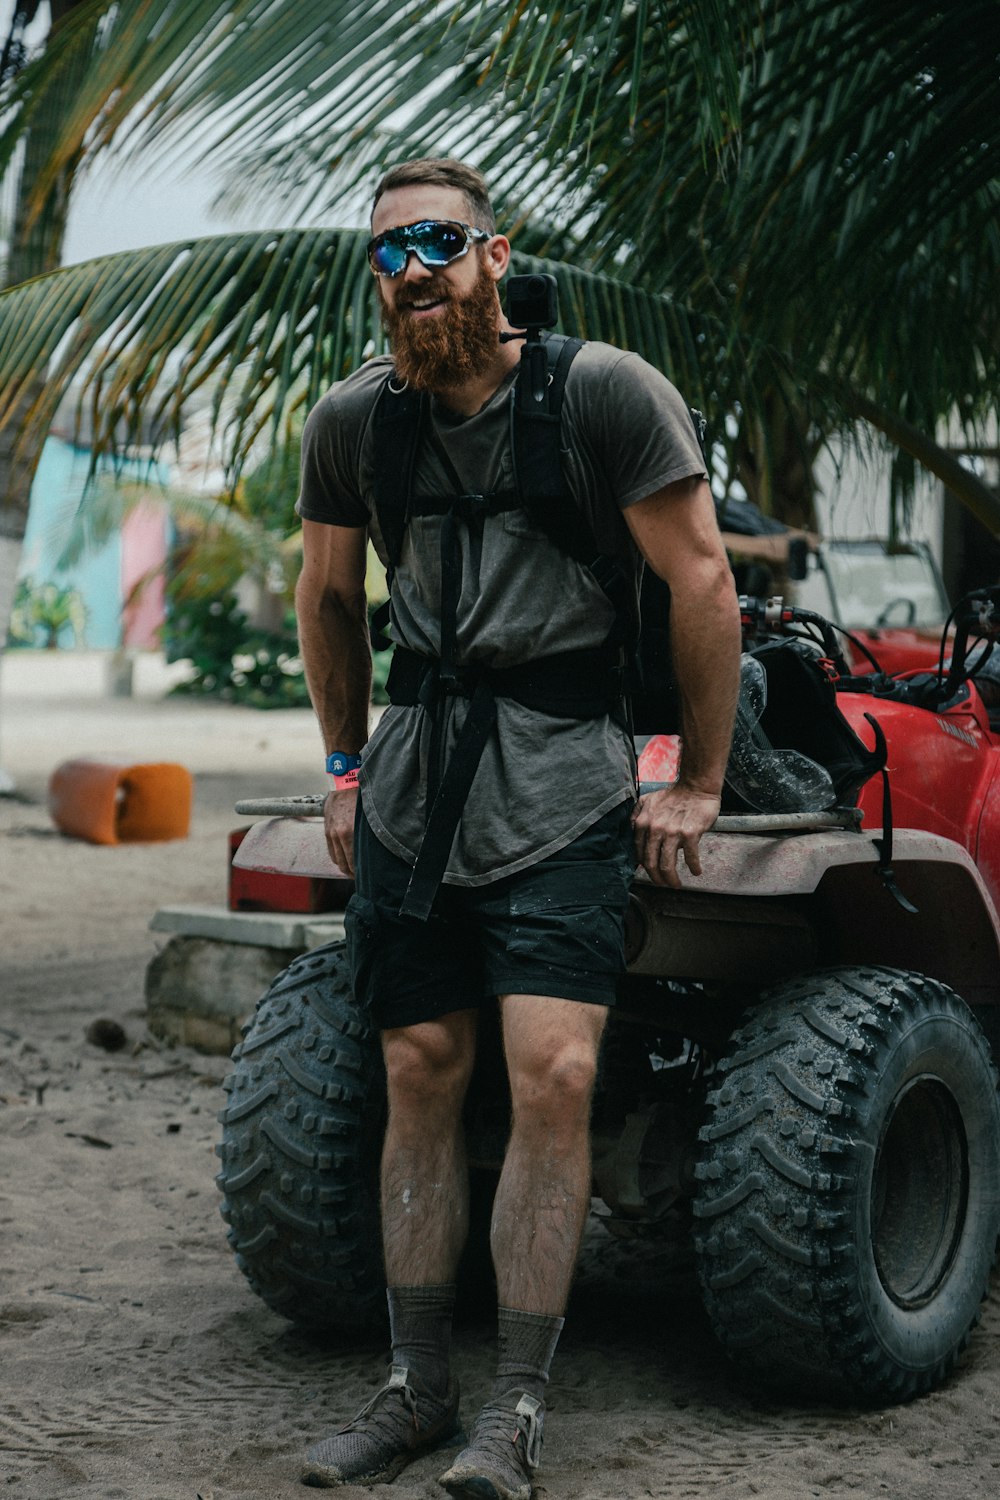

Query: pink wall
[121,502,168,649]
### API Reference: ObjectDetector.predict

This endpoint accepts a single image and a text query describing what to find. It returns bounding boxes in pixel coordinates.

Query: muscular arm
[625,476,742,887]
[295,518,371,874]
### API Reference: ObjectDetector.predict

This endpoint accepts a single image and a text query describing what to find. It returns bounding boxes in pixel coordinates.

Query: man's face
[371,184,506,391]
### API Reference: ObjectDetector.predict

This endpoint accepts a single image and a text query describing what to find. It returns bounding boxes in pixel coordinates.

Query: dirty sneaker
[302,1363,461,1488]
[438,1390,544,1500]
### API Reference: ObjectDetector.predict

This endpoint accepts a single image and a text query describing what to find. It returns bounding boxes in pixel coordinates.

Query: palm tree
[0,0,745,647]
[1,0,98,647]
[1,0,998,655]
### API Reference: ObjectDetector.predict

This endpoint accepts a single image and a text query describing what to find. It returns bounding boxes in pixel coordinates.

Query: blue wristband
[326,752,362,775]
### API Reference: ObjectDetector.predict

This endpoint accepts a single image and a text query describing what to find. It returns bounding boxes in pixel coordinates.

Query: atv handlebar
[740,585,1000,710]
[935,586,1000,704]
[738,595,856,678]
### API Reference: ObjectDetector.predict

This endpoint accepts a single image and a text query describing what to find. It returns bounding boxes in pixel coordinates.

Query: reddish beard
[378,256,502,391]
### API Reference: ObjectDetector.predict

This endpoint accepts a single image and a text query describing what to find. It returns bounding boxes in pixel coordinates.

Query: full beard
[379,257,502,391]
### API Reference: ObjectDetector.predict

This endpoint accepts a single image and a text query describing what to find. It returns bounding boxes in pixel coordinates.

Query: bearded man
[294,158,741,1498]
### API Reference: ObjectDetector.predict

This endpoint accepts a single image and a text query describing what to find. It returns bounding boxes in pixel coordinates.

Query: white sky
[63,157,258,264]
[2,0,299,265]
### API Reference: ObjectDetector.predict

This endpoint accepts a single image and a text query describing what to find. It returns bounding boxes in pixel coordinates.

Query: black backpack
[370,332,697,736]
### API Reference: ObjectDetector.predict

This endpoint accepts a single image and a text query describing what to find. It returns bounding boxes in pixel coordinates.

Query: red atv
[217,587,1000,1406]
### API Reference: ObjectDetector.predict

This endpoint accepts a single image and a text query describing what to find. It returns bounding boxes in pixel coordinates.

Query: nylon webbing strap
[372,381,427,570]
[439,508,461,687]
[400,677,499,920]
[511,335,634,647]
[388,644,626,919]
[510,336,587,563]
[387,643,626,720]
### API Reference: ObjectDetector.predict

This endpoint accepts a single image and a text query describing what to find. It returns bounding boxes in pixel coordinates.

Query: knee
[384,1022,474,1116]
[509,1040,599,1129]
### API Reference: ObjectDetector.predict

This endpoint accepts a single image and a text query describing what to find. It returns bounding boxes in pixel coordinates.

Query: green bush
[164,586,391,709]
[9,576,87,648]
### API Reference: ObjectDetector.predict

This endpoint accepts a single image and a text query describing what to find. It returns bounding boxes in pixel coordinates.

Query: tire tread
[216,941,385,1332]
[693,964,1000,1403]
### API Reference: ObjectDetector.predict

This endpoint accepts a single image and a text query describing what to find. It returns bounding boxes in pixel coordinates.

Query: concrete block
[149,903,346,949]
[145,905,348,1054]
[145,935,299,1053]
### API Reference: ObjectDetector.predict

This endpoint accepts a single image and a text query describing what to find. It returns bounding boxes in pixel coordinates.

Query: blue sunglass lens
[371,222,467,275]
[373,240,407,275]
[416,224,464,262]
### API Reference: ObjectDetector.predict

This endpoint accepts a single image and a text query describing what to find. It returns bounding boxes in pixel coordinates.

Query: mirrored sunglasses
[367,219,490,277]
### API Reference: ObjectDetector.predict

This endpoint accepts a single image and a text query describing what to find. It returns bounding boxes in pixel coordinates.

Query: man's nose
[400,250,433,281]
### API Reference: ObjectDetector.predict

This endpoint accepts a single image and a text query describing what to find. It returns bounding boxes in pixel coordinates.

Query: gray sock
[490,1305,565,1403]
[386,1283,456,1398]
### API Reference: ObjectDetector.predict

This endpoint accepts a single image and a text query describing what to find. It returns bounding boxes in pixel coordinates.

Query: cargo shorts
[345,800,636,1030]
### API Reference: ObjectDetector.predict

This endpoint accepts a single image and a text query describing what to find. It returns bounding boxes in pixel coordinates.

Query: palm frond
[2,0,744,231]
[0,228,759,480]
[55,470,296,592]
[3,0,999,536]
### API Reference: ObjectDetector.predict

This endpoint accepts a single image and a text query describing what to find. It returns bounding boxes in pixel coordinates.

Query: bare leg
[490,994,607,1315]
[438,995,605,1497]
[380,1008,479,1285]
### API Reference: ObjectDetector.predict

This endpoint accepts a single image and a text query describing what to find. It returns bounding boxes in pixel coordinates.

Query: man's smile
[400,293,449,317]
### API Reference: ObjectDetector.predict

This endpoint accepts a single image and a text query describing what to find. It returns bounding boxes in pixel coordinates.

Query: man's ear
[486,234,512,281]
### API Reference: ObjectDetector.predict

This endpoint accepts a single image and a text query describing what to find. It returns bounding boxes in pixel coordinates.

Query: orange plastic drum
[48,759,193,844]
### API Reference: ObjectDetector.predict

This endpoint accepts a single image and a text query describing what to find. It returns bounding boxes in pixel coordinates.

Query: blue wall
[16,439,171,650]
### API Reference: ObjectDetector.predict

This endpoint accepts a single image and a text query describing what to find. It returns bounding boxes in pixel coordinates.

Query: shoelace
[342,1365,421,1436]
[471,1393,544,1472]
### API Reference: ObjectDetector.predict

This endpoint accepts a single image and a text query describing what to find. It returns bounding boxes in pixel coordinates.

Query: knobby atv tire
[216,941,386,1332]
[692,965,1000,1404]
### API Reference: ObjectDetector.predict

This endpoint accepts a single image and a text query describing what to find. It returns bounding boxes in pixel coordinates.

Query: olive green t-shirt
[297,340,706,884]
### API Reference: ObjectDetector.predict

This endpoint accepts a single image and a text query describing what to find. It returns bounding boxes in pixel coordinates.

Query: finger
[659,846,683,890]
[681,837,703,877]
[329,827,354,878]
[323,816,349,876]
[644,836,679,889]
[325,829,344,871]
[633,821,651,867]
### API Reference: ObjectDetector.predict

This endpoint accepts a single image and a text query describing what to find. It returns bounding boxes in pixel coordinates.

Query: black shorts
[345,801,636,1030]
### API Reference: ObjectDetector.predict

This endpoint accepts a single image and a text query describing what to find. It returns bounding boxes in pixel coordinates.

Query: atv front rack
[233,796,863,835]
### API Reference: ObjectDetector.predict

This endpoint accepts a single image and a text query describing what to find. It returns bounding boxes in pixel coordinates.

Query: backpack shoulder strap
[511,335,636,643]
[371,374,428,570]
[510,333,591,561]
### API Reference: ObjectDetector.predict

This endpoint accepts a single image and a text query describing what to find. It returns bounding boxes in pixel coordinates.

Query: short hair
[371,158,496,233]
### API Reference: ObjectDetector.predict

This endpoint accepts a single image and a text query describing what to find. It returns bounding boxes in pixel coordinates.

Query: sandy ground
[2,652,999,1500]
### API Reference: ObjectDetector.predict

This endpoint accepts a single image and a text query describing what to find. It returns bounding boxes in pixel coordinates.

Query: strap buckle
[454,492,492,521]
[414,660,477,704]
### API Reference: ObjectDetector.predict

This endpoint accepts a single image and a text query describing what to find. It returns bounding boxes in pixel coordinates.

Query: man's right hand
[324,786,359,877]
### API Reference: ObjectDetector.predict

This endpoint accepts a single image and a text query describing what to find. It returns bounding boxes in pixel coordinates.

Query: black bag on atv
[722,638,886,815]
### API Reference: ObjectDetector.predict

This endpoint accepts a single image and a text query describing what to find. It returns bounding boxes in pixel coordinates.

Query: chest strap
[406,426,523,687]
[387,643,626,920]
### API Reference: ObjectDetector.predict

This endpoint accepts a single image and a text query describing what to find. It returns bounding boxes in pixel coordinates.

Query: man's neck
[428,334,523,418]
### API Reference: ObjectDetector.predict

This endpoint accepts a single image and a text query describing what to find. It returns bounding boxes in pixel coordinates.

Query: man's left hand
[632,784,721,889]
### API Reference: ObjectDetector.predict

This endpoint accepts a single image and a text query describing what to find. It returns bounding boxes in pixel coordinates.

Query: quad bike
[216,587,1000,1406]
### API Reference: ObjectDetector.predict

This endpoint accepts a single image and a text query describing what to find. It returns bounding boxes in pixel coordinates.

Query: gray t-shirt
[297,339,706,884]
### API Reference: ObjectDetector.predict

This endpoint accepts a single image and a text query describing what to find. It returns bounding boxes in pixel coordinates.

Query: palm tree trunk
[735,391,821,532]
[1,1,93,787]
[1,0,89,652]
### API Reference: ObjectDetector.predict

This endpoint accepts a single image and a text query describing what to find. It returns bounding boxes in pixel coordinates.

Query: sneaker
[302,1363,462,1488]
[438,1390,544,1500]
